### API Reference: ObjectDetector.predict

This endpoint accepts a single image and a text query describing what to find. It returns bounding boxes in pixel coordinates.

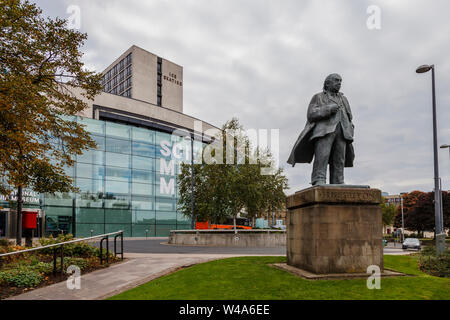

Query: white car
[402,238,421,250]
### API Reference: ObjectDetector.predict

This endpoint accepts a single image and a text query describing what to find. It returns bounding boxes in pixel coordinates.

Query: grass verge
[108,255,449,300]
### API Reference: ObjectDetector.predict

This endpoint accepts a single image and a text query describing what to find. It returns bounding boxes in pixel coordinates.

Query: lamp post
[416,64,446,255]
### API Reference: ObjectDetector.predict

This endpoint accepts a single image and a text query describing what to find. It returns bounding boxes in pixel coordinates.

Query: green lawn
[108,255,450,300]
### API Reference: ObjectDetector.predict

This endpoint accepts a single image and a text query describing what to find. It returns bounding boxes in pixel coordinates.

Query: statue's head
[324,74,342,93]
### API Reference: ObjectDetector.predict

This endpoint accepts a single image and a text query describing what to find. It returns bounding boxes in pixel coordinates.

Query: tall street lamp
[416,64,446,255]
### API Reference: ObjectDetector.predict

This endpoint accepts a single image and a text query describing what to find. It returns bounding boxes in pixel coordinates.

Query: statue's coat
[287,91,355,167]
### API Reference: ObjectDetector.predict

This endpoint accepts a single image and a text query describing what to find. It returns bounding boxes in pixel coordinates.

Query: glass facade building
[28,117,203,238]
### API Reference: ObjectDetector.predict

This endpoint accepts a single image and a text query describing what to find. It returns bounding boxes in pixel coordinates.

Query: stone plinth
[286,186,383,274]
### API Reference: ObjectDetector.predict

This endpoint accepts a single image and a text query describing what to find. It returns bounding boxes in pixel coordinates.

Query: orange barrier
[195,222,252,230]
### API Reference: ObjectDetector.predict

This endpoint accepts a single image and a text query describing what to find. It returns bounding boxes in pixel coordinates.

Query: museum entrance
[0,210,8,238]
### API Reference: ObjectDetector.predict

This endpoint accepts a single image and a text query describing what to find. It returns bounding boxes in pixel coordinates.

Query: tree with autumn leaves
[0,0,102,244]
[394,191,450,237]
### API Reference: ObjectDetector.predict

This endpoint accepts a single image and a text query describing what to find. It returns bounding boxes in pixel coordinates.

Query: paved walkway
[6,253,283,300]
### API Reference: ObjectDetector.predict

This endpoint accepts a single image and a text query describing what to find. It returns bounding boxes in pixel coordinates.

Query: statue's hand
[328,103,339,114]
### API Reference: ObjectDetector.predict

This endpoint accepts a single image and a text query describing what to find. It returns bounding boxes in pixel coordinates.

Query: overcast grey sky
[34,0,450,195]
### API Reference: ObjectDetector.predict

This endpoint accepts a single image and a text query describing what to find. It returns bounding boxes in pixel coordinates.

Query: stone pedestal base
[286,186,383,274]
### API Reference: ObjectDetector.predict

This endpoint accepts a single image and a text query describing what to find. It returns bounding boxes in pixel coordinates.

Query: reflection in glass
[44,206,73,217]
[106,122,130,139]
[155,131,172,147]
[105,209,132,224]
[132,169,154,184]
[132,127,154,144]
[77,150,104,165]
[90,135,105,151]
[156,212,177,225]
[78,117,105,135]
[131,224,155,237]
[132,156,154,171]
[105,180,130,195]
[76,224,105,237]
[177,213,190,223]
[131,196,153,210]
[133,211,155,225]
[44,193,73,207]
[76,193,103,208]
[105,194,130,209]
[77,163,105,180]
[76,208,105,224]
[155,198,176,211]
[131,183,153,196]
[106,152,130,168]
[76,178,104,194]
[132,142,156,158]
[105,224,131,237]
[106,167,131,182]
[106,137,131,154]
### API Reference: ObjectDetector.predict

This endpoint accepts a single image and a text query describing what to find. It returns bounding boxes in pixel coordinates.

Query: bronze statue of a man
[287,74,355,186]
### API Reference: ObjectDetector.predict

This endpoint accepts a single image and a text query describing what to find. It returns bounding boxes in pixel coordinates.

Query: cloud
[35,0,450,195]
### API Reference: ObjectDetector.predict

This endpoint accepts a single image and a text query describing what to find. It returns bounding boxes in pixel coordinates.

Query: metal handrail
[0,231,123,257]
[0,231,124,276]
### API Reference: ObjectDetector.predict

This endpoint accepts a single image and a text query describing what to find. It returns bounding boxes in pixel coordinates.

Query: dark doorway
[0,211,7,238]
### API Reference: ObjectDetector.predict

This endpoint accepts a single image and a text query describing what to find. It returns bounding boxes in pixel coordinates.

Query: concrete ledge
[168,230,286,247]
[272,263,407,280]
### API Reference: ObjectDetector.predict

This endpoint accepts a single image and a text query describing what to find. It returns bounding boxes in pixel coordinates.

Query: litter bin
[22,211,38,230]
[22,211,38,247]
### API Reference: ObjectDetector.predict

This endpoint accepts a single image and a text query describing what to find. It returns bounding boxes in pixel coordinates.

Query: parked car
[402,238,421,250]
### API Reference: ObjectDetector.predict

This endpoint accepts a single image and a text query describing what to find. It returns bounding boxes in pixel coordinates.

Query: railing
[0,231,124,277]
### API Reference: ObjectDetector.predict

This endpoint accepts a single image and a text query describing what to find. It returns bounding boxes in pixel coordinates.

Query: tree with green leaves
[177,118,288,230]
[380,197,397,230]
[0,0,102,245]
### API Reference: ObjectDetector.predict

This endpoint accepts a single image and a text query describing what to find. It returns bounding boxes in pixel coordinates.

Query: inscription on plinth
[286,186,383,274]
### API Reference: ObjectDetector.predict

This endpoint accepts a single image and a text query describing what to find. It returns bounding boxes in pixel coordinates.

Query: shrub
[0,239,11,247]
[39,234,74,253]
[30,262,54,274]
[68,242,97,257]
[94,247,117,260]
[0,246,9,255]
[0,268,43,288]
[418,248,450,278]
[39,234,97,257]
[61,257,89,271]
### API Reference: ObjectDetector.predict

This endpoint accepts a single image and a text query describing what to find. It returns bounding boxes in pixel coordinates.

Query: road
[384,242,420,255]
[98,238,415,256]
[115,238,285,255]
